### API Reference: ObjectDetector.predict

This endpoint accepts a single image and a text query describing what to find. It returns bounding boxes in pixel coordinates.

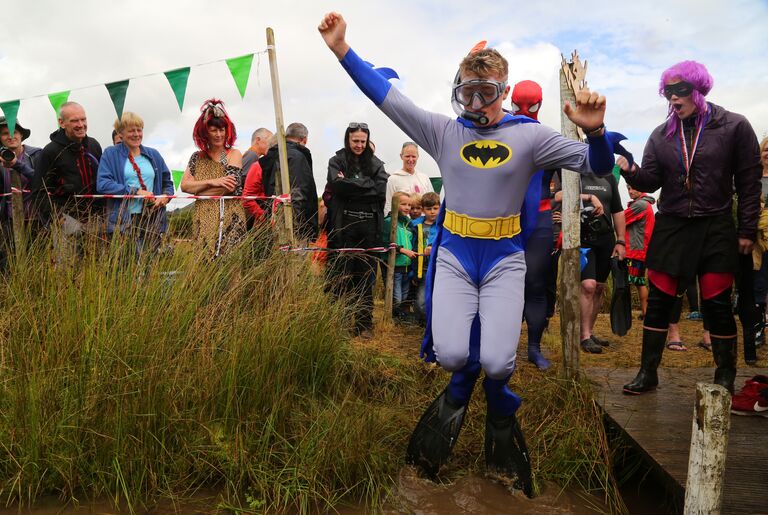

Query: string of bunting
[0,49,269,135]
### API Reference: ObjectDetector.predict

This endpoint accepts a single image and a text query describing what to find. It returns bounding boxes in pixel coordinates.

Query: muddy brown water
[340,468,611,514]
[1,471,610,514]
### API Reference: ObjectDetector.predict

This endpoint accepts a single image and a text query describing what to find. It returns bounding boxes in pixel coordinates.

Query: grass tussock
[0,224,629,513]
[0,227,415,512]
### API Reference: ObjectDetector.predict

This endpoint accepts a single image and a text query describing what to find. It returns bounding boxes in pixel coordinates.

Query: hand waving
[318,12,351,59]
[563,87,606,134]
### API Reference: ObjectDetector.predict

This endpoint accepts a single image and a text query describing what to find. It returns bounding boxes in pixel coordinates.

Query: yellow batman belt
[443,210,521,240]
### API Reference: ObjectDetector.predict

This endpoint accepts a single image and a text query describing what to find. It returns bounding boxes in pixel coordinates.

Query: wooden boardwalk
[587,367,768,515]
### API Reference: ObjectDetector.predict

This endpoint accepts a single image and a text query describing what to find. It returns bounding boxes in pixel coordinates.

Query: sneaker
[731,375,768,416]
[686,311,704,321]
[580,338,603,354]
[590,334,610,347]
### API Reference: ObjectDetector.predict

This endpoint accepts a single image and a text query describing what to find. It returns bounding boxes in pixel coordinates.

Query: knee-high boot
[622,329,667,394]
[711,336,737,394]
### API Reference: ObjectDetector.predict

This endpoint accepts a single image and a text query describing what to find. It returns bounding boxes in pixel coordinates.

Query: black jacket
[325,149,388,247]
[622,103,761,240]
[31,128,102,220]
[260,141,319,240]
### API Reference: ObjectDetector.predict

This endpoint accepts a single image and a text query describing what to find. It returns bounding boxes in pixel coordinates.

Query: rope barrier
[0,189,289,202]
[279,243,394,254]
[278,243,425,255]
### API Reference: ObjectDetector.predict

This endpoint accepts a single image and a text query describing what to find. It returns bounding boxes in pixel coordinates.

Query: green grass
[0,228,411,512]
[0,225,627,513]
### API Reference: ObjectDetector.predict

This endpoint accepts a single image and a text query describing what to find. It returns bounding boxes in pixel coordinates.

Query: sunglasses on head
[348,122,369,130]
[663,81,694,100]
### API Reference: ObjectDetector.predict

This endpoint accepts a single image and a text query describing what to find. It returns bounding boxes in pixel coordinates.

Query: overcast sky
[2,0,766,207]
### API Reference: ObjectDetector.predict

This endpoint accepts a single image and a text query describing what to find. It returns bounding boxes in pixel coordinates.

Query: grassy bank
[0,229,412,512]
[0,228,626,513]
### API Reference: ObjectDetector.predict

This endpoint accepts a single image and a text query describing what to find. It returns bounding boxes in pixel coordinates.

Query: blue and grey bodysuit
[339,48,614,388]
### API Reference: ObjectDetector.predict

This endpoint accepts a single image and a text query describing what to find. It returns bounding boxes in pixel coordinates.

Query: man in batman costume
[319,13,622,494]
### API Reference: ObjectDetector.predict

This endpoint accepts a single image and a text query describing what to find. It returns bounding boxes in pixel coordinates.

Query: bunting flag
[164,67,190,112]
[172,170,184,189]
[0,48,267,121]
[48,91,71,119]
[0,100,20,135]
[226,54,254,98]
[105,79,130,119]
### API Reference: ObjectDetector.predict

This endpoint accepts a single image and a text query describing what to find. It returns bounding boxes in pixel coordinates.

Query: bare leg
[580,279,597,341]
[638,284,649,316]
[590,282,606,332]
[668,322,681,342]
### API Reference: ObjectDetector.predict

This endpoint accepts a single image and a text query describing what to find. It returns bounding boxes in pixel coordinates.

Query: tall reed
[0,227,405,512]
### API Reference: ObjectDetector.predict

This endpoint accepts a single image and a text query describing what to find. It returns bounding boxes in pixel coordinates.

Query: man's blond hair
[459,49,508,80]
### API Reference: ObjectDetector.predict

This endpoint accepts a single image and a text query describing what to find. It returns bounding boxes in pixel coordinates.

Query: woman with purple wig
[617,60,762,395]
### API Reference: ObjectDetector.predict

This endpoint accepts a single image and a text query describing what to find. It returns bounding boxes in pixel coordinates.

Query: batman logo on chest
[460,140,512,169]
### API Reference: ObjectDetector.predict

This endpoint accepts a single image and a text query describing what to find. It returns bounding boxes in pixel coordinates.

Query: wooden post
[683,383,731,515]
[266,28,296,246]
[9,169,24,247]
[558,51,588,379]
[383,195,400,321]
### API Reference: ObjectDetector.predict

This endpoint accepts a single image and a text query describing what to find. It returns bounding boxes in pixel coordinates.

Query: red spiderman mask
[510,80,543,120]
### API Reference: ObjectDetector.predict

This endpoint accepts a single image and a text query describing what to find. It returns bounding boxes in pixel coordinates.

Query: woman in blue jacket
[97,112,175,256]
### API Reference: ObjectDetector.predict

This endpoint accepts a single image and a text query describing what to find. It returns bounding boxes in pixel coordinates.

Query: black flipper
[405,389,467,478]
[484,412,533,497]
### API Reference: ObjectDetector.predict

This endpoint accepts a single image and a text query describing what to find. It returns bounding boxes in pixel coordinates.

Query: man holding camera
[0,117,41,221]
[0,117,41,270]
[555,171,626,353]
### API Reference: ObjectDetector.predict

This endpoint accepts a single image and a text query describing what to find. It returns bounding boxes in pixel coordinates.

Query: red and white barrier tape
[279,243,400,254]
[0,189,289,202]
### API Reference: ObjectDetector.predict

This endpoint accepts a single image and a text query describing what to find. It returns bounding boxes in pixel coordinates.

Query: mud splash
[341,468,608,514]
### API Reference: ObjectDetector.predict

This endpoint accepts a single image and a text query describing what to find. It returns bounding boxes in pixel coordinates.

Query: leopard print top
[188,151,247,257]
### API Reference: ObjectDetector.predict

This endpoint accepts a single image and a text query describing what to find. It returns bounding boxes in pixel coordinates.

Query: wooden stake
[684,383,731,515]
[10,170,24,247]
[266,28,296,246]
[558,53,586,379]
[384,195,400,321]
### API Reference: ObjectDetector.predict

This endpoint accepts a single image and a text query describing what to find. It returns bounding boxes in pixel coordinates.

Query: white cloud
[1,0,765,204]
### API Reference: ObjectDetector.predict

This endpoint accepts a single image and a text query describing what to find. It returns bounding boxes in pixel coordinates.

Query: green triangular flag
[172,170,184,189]
[612,164,621,182]
[48,90,70,118]
[105,79,130,119]
[0,100,20,135]
[225,54,254,99]
[164,67,190,111]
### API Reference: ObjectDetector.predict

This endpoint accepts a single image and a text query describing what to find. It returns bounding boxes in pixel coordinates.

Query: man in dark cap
[0,117,41,222]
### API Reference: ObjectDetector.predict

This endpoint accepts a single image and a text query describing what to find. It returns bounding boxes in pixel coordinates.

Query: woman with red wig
[181,99,247,257]
[618,61,762,395]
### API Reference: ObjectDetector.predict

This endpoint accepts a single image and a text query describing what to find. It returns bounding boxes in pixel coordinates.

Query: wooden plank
[587,367,768,515]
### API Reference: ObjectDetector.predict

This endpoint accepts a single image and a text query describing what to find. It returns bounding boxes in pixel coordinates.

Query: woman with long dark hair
[325,123,388,338]
[180,99,246,257]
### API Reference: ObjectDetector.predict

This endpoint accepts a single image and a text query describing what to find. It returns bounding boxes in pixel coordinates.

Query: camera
[0,146,15,162]
[580,205,604,234]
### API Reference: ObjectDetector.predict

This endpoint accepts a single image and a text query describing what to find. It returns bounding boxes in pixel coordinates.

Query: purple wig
[659,60,713,138]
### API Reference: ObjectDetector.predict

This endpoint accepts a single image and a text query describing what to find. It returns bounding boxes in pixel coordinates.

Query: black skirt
[646,213,737,281]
